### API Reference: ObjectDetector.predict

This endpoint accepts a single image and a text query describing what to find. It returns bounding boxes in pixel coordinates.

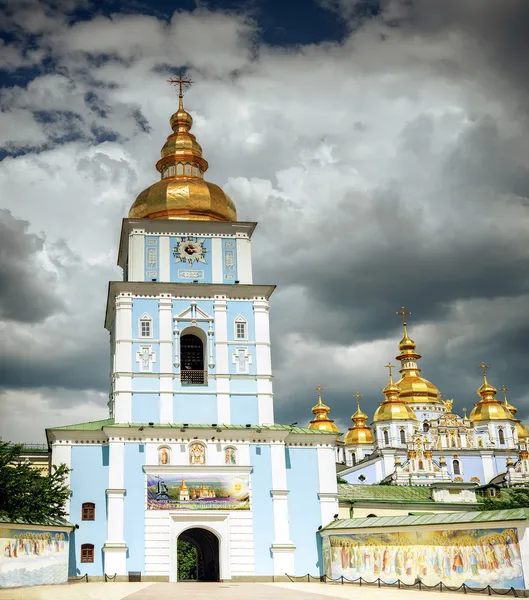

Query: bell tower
[106,75,275,427]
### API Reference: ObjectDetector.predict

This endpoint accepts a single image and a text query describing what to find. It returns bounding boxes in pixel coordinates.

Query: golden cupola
[394,307,440,404]
[308,386,339,433]
[128,76,237,222]
[500,385,528,442]
[373,365,418,423]
[469,365,515,423]
[344,395,374,445]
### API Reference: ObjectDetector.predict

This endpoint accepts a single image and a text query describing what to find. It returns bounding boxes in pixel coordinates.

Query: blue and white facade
[47,174,339,581]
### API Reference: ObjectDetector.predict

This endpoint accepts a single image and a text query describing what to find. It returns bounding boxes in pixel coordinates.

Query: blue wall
[69,445,109,576]
[132,299,159,339]
[286,448,321,575]
[250,444,274,575]
[124,444,146,573]
[131,393,160,423]
[144,236,159,282]
[230,394,259,425]
[222,238,237,282]
[227,301,255,342]
[173,394,217,424]
[343,461,378,485]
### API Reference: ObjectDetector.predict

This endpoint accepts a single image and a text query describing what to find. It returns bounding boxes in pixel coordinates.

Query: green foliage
[337,475,348,484]
[0,442,71,523]
[479,488,529,511]
[177,539,198,580]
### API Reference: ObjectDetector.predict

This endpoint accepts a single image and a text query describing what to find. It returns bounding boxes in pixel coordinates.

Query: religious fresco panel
[322,527,524,589]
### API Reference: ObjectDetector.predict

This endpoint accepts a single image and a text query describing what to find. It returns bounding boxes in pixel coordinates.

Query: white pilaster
[128,230,144,282]
[214,299,229,373]
[317,445,339,528]
[253,300,272,376]
[236,238,253,284]
[159,236,170,282]
[217,377,231,424]
[212,238,223,283]
[104,441,127,575]
[52,443,72,517]
[482,450,495,483]
[257,378,274,425]
[381,449,396,477]
[114,297,133,422]
[270,442,295,576]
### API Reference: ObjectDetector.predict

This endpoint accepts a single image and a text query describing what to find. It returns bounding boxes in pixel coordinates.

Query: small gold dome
[470,374,514,423]
[373,373,417,423]
[515,420,528,442]
[128,95,237,222]
[180,478,188,491]
[308,386,339,433]
[344,398,374,445]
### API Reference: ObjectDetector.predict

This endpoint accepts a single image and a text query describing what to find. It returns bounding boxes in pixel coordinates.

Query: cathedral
[336,310,529,488]
[46,78,339,582]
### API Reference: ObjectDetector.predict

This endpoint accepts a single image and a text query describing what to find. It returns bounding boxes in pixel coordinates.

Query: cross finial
[167,72,194,98]
[384,362,395,380]
[315,385,324,403]
[500,384,509,402]
[396,306,411,326]
[478,361,489,377]
[354,392,362,408]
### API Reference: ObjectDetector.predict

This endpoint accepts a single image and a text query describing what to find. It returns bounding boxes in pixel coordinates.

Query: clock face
[173,237,208,265]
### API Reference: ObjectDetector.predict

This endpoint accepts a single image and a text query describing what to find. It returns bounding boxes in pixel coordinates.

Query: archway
[180,332,205,384]
[177,528,220,582]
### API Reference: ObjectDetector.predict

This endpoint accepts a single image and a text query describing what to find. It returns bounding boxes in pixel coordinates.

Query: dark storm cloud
[0,210,64,323]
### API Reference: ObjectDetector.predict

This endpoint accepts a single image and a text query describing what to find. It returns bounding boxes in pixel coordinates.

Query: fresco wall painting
[0,527,69,588]
[322,527,524,589]
[147,473,250,510]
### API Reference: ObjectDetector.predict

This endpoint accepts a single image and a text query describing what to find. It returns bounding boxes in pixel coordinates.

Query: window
[234,316,247,340]
[383,430,389,445]
[351,452,357,466]
[400,429,406,444]
[423,422,430,433]
[498,429,505,445]
[453,459,461,475]
[81,544,94,563]
[82,502,95,521]
[139,314,152,338]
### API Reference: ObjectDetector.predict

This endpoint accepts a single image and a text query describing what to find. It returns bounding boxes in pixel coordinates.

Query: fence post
[341,575,344,585]
[378,578,381,588]
[487,585,492,596]
[307,574,310,583]
[398,580,401,589]
[418,580,422,591]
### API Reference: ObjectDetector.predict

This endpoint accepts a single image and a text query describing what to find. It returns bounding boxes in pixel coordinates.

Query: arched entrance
[177,528,220,582]
[180,333,206,384]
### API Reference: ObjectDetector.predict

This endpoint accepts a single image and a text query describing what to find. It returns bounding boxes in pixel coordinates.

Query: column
[159,236,170,282]
[317,445,339,527]
[254,300,274,425]
[236,237,253,284]
[270,442,295,575]
[103,440,127,574]
[159,297,173,423]
[211,238,223,283]
[214,299,230,423]
[52,442,72,517]
[481,451,495,483]
[128,230,144,282]
[114,296,132,423]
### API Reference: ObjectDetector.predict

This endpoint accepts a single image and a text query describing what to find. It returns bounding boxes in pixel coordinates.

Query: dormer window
[139,314,152,338]
[235,316,247,340]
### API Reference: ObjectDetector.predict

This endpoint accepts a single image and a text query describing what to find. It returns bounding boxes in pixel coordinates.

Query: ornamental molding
[142,465,253,475]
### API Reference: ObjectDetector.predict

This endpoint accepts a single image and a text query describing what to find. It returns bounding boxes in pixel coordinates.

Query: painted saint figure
[159,447,169,465]
[225,448,236,465]
[190,442,205,465]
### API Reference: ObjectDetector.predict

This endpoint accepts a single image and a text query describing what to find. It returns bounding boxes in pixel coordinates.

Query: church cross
[384,362,395,379]
[167,72,194,98]
[478,361,489,376]
[396,306,411,326]
[500,385,509,402]
[315,385,324,393]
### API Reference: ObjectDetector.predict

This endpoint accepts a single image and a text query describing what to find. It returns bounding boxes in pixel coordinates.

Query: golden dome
[515,420,528,442]
[308,386,339,433]
[394,321,440,404]
[470,372,515,423]
[180,479,188,491]
[373,370,418,423]
[128,94,237,222]
[344,397,374,445]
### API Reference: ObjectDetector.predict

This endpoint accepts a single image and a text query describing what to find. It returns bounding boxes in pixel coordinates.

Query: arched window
[400,429,406,444]
[189,442,206,465]
[383,430,389,445]
[82,502,95,521]
[418,459,424,470]
[498,429,505,445]
[351,452,357,466]
[224,447,237,465]
[81,544,94,563]
[158,446,170,465]
[423,422,430,433]
[139,313,152,338]
[234,315,247,340]
[453,459,461,475]
[181,333,205,384]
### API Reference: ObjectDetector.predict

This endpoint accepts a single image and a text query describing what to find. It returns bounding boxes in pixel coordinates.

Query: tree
[479,488,529,511]
[337,475,348,484]
[0,442,71,523]
[177,539,198,580]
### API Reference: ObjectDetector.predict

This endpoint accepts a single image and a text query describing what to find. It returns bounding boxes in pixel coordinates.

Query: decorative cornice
[142,465,253,474]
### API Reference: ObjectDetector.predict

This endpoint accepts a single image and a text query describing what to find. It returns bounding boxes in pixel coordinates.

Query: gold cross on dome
[396,306,411,326]
[478,361,489,376]
[167,72,194,98]
[500,385,509,401]
[384,362,395,378]
[354,392,362,400]
[315,385,324,393]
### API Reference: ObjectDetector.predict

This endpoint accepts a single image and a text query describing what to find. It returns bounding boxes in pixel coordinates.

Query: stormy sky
[1,0,529,443]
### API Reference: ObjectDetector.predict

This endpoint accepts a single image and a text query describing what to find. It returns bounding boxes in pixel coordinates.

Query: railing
[181,370,208,385]
[70,573,89,583]
[285,574,521,596]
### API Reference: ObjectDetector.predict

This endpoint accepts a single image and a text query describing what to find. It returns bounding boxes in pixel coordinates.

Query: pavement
[0,581,472,600]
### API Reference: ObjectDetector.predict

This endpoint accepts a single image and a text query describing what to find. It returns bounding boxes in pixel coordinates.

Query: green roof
[321,508,529,531]
[338,484,433,502]
[50,419,335,435]
[0,514,74,528]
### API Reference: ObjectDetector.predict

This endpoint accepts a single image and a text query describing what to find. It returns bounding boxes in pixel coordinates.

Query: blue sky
[1,0,529,442]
